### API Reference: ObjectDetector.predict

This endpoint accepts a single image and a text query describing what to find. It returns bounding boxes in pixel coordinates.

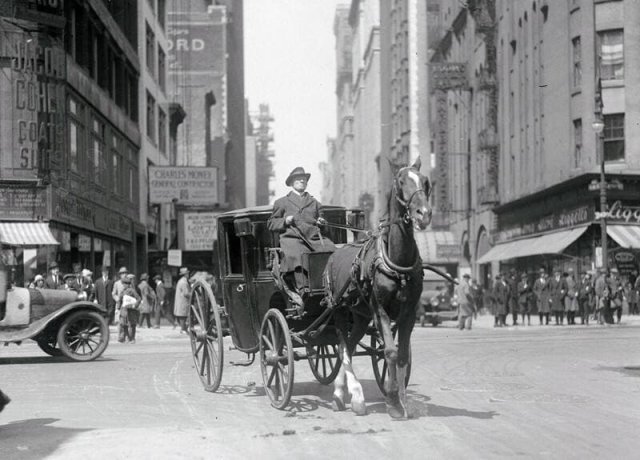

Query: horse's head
[393,157,432,230]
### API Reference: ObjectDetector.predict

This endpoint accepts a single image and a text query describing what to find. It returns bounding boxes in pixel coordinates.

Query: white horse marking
[407,170,421,191]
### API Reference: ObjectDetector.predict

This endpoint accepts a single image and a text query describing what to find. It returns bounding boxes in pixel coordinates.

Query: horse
[323,158,432,419]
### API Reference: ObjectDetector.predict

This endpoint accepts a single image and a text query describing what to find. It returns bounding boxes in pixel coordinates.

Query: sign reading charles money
[0,30,65,180]
[149,166,218,205]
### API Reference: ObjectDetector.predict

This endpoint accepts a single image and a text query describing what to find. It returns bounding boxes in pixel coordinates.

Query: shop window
[599,29,624,81]
[603,114,625,162]
[573,119,582,168]
[572,36,581,87]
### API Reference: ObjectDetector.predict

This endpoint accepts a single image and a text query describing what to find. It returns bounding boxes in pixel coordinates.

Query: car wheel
[57,311,109,362]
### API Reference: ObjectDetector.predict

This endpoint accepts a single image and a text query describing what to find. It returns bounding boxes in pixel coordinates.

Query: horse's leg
[395,314,415,419]
[332,310,348,412]
[374,305,403,417]
[343,309,370,416]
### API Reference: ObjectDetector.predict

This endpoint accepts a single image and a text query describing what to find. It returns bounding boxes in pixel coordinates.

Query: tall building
[431,0,640,280]
[0,0,143,285]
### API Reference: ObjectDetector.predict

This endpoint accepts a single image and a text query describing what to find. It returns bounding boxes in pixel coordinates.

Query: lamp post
[592,1,607,272]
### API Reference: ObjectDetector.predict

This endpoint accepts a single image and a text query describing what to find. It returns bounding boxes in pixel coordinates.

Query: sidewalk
[441,313,640,330]
[108,324,190,342]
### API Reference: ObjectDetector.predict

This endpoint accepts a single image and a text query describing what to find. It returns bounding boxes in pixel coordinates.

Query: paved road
[1,317,640,459]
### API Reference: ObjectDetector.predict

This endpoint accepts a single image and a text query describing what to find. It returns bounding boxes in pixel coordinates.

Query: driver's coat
[268,191,335,273]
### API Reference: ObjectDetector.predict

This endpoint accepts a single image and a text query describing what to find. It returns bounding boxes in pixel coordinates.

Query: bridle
[392,168,431,226]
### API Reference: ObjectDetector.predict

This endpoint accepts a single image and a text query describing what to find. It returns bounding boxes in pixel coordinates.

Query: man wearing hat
[95,266,115,324]
[44,262,62,289]
[577,271,593,325]
[78,268,95,302]
[549,268,567,325]
[137,273,156,328]
[111,267,129,325]
[493,274,509,327]
[173,267,190,333]
[533,268,551,325]
[267,166,335,312]
[456,273,475,330]
[118,274,141,343]
[517,272,532,326]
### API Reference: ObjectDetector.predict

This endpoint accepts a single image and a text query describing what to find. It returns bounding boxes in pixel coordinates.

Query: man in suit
[493,274,509,327]
[549,268,567,325]
[517,272,532,326]
[153,274,166,329]
[94,266,115,324]
[533,268,551,325]
[44,262,62,289]
[507,269,519,325]
[456,274,475,330]
[267,167,335,312]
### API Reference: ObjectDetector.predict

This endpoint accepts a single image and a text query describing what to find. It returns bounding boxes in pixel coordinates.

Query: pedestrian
[549,268,566,325]
[612,283,624,324]
[44,262,62,289]
[29,274,45,289]
[79,269,95,302]
[599,287,613,325]
[626,280,638,316]
[493,274,508,327]
[95,266,115,324]
[112,267,130,326]
[517,272,532,325]
[533,268,551,325]
[456,274,475,330]
[594,269,608,324]
[153,274,166,329]
[507,269,519,326]
[173,267,191,333]
[137,273,156,328]
[634,275,640,315]
[470,278,483,317]
[577,272,593,325]
[564,268,579,325]
[118,274,141,343]
[62,273,78,291]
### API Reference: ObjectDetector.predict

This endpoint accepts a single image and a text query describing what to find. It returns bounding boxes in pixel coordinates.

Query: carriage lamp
[591,117,604,134]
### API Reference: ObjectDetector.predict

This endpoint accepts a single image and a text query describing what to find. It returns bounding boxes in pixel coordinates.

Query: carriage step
[293,348,316,361]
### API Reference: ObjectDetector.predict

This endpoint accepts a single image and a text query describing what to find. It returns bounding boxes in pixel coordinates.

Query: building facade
[0,0,143,285]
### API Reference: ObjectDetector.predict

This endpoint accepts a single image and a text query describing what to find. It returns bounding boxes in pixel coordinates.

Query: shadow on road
[0,418,91,460]
[596,365,640,378]
[0,356,116,365]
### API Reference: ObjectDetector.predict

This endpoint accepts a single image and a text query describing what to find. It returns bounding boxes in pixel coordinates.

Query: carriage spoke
[267,365,277,387]
[195,341,204,356]
[261,333,274,351]
[276,369,286,400]
[268,321,278,350]
[200,346,208,376]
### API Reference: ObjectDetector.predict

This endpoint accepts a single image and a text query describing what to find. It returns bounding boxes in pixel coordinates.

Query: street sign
[168,250,182,267]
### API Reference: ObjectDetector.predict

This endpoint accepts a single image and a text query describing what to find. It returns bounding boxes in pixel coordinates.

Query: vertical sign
[434,90,449,211]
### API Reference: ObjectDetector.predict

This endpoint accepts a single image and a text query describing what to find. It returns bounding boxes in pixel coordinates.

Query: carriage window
[252,221,273,272]
[224,223,243,274]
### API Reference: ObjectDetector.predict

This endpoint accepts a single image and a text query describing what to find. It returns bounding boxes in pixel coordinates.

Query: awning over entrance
[477,226,589,264]
[415,230,459,263]
[0,222,59,246]
[607,225,640,249]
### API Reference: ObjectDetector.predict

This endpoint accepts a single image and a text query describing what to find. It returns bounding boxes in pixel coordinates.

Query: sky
[244,0,346,201]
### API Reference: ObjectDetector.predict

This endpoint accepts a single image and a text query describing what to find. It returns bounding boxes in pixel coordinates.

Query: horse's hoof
[332,396,346,412]
[351,400,368,416]
[387,405,407,420]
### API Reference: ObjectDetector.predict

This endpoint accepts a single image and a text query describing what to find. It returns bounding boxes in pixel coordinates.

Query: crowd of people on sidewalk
[24,263,217,344]
[456,267,639,328]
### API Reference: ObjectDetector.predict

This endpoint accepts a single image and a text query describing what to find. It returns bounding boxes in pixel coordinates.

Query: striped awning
[607,225,640,249]
[0,222,59,246]
[477,226,589,264]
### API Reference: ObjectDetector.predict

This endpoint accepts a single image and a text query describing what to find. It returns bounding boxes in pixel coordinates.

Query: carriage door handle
[236,284,245,292]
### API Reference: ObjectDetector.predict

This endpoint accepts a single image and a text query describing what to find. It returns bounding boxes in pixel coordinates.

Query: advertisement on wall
[0,30,65,180]
[179,212,217,251]
[149,166,219,205]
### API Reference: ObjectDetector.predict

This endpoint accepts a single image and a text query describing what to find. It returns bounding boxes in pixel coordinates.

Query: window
[573,119,582,168]
[158,46,166,92]
[599,29,624,80]
[158,0,166,30]
[68,97,83,174]
[145,22,155,76]
[572,36,581,87]
[69,121,79,173]
[129,167,135,203]
[146,91,156,141]
[158,108,167,154]
[603,114,624,161]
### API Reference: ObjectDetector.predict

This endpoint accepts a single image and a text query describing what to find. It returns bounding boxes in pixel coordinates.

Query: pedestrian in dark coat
[549,269,567,325]
[493,274,509,327]
[94,266,115,324]
[533,268,551,325]
[118,274,141,343]
[267,167,335,310]
[153,274,167,328]
[577,272,593,325]
[507,270,519,325]
[44,262,63,289]
[137,273,156,328]
[517,273,532,325]
[564,269,579,325]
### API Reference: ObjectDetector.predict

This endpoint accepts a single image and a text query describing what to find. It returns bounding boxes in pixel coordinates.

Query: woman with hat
[173,267,191,333]
[267,166,335,312]
[29,274,46,289]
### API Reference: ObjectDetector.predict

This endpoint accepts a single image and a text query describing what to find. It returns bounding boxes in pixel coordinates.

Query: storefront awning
[415,230,460,263]
[0,222,59,246]
[607,225,640,249]
[477,226,589,264]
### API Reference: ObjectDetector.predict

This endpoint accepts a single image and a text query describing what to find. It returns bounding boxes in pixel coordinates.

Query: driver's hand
[285,215,294,226]
[316,217,326,226]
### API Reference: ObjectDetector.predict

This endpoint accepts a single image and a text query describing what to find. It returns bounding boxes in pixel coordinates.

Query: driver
[268,167,335,310]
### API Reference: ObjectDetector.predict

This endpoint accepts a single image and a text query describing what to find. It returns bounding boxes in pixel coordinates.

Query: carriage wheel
[308,344,342,385]
[259,309,294,410]
[56,311,110,362]
[188,281,224,392]
[370,329,412,396]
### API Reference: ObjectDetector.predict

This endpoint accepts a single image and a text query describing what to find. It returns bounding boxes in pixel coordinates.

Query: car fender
[0,302,106,343]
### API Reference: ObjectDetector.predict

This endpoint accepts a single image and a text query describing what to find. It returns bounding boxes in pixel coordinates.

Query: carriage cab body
[214,205,364,354]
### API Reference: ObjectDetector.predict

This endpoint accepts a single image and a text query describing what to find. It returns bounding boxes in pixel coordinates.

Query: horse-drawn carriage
[188,160,432,418]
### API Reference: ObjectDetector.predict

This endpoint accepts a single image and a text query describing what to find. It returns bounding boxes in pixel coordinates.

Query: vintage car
[0,270,109,361]
[417,270,457,327]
